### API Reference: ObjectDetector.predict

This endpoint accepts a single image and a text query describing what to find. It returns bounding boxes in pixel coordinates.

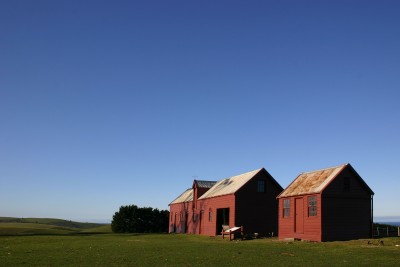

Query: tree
[111,204,169,233]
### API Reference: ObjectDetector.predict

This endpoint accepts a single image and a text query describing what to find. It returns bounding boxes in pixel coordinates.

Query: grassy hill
[0,217,111,235]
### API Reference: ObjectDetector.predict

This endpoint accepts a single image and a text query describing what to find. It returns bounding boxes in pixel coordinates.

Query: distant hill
[375,221,400,227]
[0,217,111,235]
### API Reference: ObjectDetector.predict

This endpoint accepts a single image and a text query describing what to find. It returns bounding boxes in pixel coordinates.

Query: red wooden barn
[277,163,374,242]
[169,168,283,237]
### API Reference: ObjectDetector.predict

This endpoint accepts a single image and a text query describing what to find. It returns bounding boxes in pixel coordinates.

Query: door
[216,208,230,235]
[295,198,304,234]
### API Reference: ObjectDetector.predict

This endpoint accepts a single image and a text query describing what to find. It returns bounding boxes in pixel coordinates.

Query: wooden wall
[278,166,373,242]
[235,171,282,236]
[321,168,372,241]
[195,194,236,236]
[278,195,322,241]
[169,201,191,234]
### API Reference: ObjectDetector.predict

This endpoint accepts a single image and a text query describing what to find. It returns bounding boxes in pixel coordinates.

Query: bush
[111,204,169,233]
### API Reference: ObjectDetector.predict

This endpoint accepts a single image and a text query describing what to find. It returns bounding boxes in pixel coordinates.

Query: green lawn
[1,234,399,266]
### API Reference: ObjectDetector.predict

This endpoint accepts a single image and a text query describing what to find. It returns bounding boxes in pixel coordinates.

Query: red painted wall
[170,194,236,236]
[278,195,322,241]
[169,201,192,234]
[192,182,214,215]
[195,194,236,236]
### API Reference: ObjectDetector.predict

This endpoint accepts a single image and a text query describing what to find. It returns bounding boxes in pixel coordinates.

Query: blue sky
[1,0,399,222]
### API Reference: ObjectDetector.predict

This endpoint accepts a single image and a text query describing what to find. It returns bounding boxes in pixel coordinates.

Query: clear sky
[1,0,399,223]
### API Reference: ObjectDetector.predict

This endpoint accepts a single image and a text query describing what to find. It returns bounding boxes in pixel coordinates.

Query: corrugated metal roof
[194,180,217,188]
[198,168,263,200]
[278,164,347,198]
[169,188,193,205]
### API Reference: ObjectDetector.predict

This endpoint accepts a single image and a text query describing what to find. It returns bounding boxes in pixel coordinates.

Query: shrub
[111,204,169,233]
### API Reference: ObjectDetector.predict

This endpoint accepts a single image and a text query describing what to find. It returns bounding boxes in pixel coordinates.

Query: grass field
[1,219,399,266]
[0,217,105,230]
[1,234,399,266]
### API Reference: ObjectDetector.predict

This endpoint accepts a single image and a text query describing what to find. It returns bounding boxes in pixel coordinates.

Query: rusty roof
[194,180,217,188]
[169,188,193,205]
[198,168,263,200]
[278,164,347,198]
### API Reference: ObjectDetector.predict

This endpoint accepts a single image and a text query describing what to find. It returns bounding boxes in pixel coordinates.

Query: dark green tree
[111,204,169,233]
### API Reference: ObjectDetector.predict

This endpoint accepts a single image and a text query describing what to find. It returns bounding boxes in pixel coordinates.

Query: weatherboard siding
[169,193,237,236]
[169,202,191,234]
[193,183,212,210]
[278,164,373,242]
[323,168,372,198]
[321,170,373,241]
[278,195,322,241]
[278,197,293,240]
[235,171,282,236]
[322,196,372,241]
[303,194,322,241]
[196,194,236,236]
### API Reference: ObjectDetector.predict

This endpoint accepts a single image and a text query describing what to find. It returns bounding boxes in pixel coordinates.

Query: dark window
[209,209,212,222]
[283,199,290,217]
[344,177,350,192]
[257,180,265,193]
[308,196,317,216]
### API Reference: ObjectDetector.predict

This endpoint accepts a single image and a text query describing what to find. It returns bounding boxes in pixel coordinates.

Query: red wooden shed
[277,163,374,242]
[169,168,283,237]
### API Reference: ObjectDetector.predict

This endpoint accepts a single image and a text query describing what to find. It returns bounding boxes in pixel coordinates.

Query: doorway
[216,208,230,235]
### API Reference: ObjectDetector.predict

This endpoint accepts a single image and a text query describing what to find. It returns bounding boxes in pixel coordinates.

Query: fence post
[398,227,399,237]
[387,227,389,237]
[377,226,379,237]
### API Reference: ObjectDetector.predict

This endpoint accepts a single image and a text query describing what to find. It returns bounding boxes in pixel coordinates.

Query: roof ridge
[301,163,348,174]
[198,168,264,200]
[219,167,263,181]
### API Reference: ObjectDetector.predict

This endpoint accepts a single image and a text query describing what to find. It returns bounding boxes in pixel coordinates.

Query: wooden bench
[222,226,243,241]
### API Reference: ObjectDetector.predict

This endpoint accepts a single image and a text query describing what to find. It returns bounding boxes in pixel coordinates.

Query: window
[209,209,212,222]
[283,199,290,217]
[344,177,350,192]
[257,180,265,193]
[180,212,182,222]
[170,213,173,222]
[308,196,317,216]
[193,213,197,222]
